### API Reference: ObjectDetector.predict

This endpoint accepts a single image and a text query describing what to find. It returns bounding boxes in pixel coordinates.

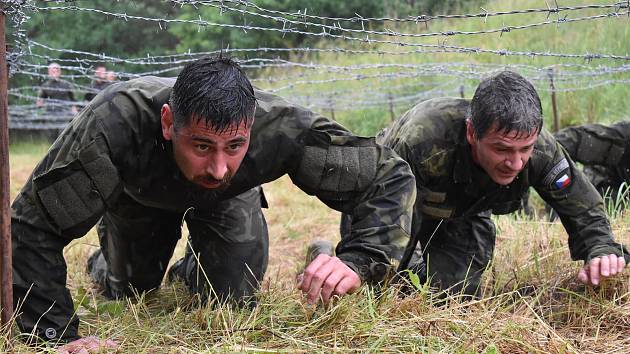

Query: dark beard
[193,173,233,191]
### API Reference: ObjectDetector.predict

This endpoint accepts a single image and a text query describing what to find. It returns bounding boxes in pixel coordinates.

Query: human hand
[577,254,626,286]
[297,254,361,305]
[57,336,118,353]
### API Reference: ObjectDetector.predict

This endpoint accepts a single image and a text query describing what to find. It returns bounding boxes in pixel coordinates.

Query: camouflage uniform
[372,98,629,295]
[38,78,75,113]
[554,121,630,200]
[83,80,112,102]
[12,77,415,342]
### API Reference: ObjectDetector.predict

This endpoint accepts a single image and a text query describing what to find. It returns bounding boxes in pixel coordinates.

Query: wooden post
[459,85,465,98]
[328,95,335,121]
[548,68,560,132]
[0,8,14,331]
[388,92,395,121]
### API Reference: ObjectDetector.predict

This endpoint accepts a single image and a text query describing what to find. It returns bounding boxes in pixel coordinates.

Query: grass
[3,135,630,353]
[3,0,630,351]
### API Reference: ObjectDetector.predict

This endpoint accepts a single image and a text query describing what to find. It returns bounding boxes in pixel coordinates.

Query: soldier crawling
[11,56,415,351]
[554,121,630,204]
[357,71,629,296]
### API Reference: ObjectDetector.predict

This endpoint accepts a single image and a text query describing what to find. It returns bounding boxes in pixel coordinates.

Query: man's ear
[161,104,174,141]
[465,119,476,145]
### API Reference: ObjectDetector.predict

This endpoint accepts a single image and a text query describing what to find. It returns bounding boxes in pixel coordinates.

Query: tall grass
[4,139,630,352]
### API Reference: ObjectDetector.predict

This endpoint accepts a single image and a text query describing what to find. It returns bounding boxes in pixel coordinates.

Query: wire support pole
[548,67,560,132]
[0,8,14,333]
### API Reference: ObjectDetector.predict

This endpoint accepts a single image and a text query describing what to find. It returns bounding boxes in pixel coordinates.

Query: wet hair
[469,71,543,140]
[170,55,256,133]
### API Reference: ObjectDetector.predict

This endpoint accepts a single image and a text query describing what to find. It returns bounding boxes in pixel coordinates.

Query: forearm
[561,204,630,263]
[336,147,416,284]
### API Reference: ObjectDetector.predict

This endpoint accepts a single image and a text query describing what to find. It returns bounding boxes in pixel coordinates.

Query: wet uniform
[554,121,630,200]
[12,76,416,342]
[374,97,629,295]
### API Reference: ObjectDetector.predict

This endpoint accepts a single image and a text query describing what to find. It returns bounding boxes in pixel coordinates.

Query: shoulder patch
[542,158,569,187]
[553,174,571,189]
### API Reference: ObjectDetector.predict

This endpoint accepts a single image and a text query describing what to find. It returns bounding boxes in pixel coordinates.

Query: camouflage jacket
[380,97,628,263]
[37,78,75,111]
[554,121,630,186]
[12,76,415,341]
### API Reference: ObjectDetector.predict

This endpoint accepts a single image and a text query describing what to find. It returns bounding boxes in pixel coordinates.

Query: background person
[36,62,77,115]
[83,65,111,101]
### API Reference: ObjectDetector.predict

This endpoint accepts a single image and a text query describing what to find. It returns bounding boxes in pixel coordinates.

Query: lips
[194,174,233,190]
[497,169,517,178]
[195,177,224,189]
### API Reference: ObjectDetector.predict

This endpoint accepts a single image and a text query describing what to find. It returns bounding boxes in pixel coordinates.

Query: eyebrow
[492,141,535,149]
[190,135,248,145]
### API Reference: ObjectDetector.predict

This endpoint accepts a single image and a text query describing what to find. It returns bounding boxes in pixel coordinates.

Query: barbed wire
[6,1,630,131]
[2,0,34,75]
[168,0,629,40]
[29,4,630,61]
[172,0,628,24]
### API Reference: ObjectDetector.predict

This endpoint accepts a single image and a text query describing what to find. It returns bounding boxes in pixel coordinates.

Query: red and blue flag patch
[554,174,571,189]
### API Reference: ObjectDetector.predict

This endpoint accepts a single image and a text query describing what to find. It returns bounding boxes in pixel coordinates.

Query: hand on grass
[577,254,626,286]
[297,254,361,305]
[57,336,118,353]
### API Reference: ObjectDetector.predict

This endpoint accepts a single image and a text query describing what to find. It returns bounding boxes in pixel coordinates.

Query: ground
[4,140,630,353]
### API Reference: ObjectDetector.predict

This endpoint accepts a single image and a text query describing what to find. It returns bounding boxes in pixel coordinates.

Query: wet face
[161,104,251,190]
[466,120,538,185]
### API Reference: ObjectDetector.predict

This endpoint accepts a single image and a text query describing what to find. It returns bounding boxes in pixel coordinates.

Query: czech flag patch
[554,174,571,189]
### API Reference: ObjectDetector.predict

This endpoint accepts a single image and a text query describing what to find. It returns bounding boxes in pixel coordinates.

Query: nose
[206,152,228,180]
[505,152,523,171]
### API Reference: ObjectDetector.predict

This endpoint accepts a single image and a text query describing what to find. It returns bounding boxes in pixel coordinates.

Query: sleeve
[11,107,122,343]
[292,128,416,284]
[554,122,630,168]
[66,82,76,102]
[253,90,416,284]
[532,129,629,263]
[37,83,47,99]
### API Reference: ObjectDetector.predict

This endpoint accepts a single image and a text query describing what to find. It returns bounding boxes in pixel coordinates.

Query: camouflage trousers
[399,210,496,297]
[89,187,269,304]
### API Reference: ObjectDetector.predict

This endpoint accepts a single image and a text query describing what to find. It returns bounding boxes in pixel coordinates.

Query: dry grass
[3,140,630,353]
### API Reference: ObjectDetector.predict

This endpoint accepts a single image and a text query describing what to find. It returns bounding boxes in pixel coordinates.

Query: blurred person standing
[36,62,77,115]
[106,70,117,84]
[83,65,111,101]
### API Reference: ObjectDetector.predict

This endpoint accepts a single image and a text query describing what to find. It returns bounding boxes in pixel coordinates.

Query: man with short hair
[36,62,77,114]
[12,56,415,350]
[83,65,111,101]
[106,70,117,83]
[369,71,628,296]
